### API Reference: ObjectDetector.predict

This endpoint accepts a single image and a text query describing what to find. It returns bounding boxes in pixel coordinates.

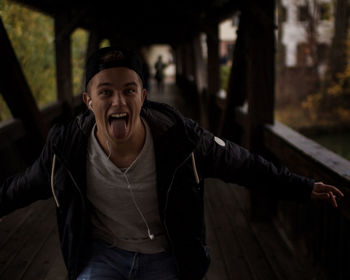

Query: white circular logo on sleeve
[214,136,226,147]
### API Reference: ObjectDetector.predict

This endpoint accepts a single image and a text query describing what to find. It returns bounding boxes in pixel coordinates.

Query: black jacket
[0,100,314,279]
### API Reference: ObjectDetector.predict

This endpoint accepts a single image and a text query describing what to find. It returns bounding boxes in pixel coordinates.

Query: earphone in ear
[89,100,93,111]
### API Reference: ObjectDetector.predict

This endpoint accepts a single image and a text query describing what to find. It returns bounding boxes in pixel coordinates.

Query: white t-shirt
[86,119,168,253]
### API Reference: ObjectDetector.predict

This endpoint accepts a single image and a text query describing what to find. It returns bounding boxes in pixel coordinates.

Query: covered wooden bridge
[1,0,350,279]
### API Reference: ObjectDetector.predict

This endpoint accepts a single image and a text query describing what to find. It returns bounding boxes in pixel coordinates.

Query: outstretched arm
[192,123,345,204]
[311,182,344,208]
[0,126,57,219]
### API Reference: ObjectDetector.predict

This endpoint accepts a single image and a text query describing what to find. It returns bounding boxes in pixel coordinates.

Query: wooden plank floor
[0,180,317,280]
[0,82,317,279]
[204,179,317,280]
[0,199,66,280]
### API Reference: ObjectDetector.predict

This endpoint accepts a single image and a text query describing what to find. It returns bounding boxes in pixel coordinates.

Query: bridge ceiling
[12,0,241,46]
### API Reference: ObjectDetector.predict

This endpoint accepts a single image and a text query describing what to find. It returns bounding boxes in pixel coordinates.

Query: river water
[309,132,350,161]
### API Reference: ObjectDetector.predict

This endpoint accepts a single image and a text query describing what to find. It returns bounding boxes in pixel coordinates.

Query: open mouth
[108,112,129,139]
[108,113,129,124]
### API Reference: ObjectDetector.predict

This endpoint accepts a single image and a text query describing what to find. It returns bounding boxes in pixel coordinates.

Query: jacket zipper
[163,152,194,273]
[51,153,87,278]
[53,154,86,207]
[191,152,200,184]
[51,154,87,209]
[51,154,60,208]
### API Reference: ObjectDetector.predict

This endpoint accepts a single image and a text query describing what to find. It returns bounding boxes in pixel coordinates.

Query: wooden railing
[234,106,350,279]
[0,96,84,180]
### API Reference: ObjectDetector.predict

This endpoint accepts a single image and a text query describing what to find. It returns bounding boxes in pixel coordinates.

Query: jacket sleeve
[196,128,314,202]
[0,131,56,217]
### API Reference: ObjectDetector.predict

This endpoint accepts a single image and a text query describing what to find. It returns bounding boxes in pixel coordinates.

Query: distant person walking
[154,55,167,92]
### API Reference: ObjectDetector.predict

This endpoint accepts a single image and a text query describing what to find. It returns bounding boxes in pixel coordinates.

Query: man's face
[83,67,146,144]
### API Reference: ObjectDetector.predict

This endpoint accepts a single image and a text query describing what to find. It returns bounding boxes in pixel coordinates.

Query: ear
[141,88,147,105]
[83,92,92,110]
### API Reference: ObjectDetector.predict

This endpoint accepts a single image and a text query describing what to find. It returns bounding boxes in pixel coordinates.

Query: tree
[0,0,56,108]
[327,0,350,81]
[0,0,89,122]
[302,0,350,127]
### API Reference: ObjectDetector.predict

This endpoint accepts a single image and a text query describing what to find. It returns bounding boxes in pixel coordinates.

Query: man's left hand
[311,182,344,208]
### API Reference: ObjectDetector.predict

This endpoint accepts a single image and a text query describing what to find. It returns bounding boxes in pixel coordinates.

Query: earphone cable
[123,173,154,240]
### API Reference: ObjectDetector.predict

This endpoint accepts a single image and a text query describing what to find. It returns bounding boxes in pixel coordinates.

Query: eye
[124,88,136,94]
[99,89,112,96]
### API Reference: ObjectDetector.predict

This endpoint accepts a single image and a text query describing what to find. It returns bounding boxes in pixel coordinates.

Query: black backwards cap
[84,47,144,91]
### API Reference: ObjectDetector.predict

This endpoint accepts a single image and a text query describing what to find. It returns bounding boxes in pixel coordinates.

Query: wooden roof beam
[0,18,47,152]
[54,12,73,104]
[54,7,90,43]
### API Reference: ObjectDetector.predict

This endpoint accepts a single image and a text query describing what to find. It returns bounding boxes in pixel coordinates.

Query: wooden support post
[86,28,100,63]
[82,28,100,92]
[55,12,73,104]
[219,13,248,142]
[193,35,207,95]
[0,18,46,156]
[245,0,276,221]
[185,41,195,83]
[175,45,183,83]
[206,23,220,97]
[206,22,221,133]
[176,44,188,87]
[246,2,275,153]
[180,44,188,83]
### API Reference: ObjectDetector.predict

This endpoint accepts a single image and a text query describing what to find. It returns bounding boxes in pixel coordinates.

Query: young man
[0,47,343,280]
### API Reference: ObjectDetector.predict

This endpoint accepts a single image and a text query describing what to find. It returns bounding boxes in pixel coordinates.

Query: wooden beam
[54,8,89,43]
[184,41,195,82]
[86,28,100,62]
[246,1,275,153]
[244,0,276,221]
[82,28,101,92]
[175,45,183,82]
[55,12,73,103]
[180,44,188,81]
[193,35,207,94]
[206,22,220,97]
[221,0,277,144]
[219,13,248,141]
[206,22,221,133]
[0,18,46,153]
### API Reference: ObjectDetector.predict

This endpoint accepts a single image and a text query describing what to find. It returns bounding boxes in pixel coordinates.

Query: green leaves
[1,0,56,108]
[0,0,89,122]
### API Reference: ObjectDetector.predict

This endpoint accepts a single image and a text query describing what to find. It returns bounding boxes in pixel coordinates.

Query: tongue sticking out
[111,119,127,139]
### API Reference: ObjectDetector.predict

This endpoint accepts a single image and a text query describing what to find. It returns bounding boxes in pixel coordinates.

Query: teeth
[110,113,127,119]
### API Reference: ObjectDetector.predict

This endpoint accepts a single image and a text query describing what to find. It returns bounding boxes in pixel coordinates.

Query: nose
[112,92,126,106]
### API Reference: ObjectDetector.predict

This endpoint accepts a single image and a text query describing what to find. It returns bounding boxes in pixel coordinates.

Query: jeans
[77,239,179,280]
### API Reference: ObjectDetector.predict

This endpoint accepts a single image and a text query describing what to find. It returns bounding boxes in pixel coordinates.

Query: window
[317,43,329,63]
[71,28,89,95]
[280,6,287,22]
[319,3,331,21]
[298,5,308,22]
[297,43,312,67]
